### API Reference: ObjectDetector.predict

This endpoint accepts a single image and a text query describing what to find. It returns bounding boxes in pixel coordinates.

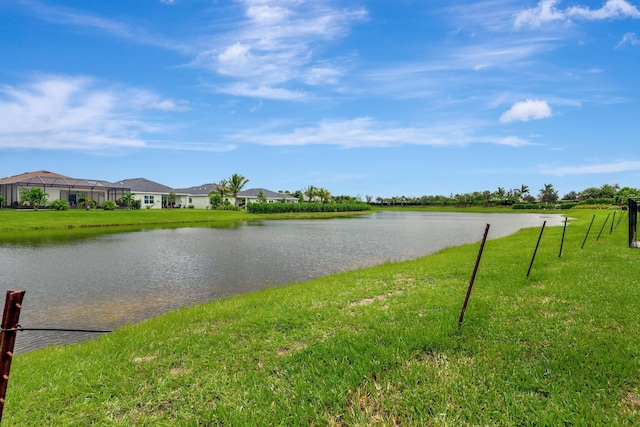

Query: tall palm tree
[228,173,249,206]
[539,183,559,205]
[216,179,229,202]
[316,187,331,203]
[303,185,317,202]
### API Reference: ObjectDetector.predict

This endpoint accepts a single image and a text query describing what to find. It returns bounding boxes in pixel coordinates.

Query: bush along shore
[3,209,640,425]
[246,201,372,214]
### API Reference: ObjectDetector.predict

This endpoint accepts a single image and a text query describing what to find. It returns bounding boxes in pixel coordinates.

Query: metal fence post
[0,290,26,422]
[458,224,490,330]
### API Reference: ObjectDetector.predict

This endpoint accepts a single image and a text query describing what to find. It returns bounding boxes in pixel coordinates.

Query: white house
[115,178,189,209]
[236,188,299,207]
[174,183,232,209]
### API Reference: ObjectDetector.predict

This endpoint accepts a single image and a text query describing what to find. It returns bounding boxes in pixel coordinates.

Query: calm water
[0,211,563,353]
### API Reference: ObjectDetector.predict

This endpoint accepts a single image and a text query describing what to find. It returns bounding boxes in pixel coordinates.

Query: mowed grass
[4,209,640,425]
[0,208,371,234]
[0,208,251,232]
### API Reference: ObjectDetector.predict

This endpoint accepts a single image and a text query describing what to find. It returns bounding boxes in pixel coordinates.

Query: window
[144,195,155,204]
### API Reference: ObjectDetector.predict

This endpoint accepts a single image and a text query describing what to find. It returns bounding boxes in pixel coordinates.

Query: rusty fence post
[458,223,490,331]
[0,290,26,423]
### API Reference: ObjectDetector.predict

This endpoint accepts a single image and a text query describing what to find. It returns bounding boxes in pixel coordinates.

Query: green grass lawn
[0,208,373,234]
[3,209,639,425]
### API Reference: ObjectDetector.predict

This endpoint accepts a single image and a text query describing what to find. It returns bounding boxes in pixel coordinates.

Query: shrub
[559,202,577,210]
[512,203,541,210]
[216,205,240,211]
[102,200,117,210]
[50,199,70,211]
[571,203,615,210]
[576,198,615,206]
[77,196,97,210]
[246,202,371,214]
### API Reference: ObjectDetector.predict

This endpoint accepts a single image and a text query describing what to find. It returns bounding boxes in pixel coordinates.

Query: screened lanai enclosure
[630,198,639,248]
[0,171,130,208]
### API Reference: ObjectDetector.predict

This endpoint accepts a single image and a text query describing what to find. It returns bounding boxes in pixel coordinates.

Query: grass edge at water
[4,209,639,425]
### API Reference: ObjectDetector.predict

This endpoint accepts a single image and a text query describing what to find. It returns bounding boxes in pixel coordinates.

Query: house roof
[174,183,221,196]
[238,188,299,201]
[0,170,128,190]
[115,178,175,194]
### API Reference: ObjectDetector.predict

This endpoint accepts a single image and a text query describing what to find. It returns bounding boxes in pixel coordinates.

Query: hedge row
[576,198,615,206]
[511,203,575,210]
[246,202,372,214]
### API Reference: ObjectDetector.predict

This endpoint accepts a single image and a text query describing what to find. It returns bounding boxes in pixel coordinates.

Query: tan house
[0,170,129,208]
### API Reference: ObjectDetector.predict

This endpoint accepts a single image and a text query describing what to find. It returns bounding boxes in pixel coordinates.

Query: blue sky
[1,0,639,199]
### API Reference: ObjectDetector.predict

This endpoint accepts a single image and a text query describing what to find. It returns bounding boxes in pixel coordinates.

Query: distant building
[0,170,129,208]
[236,188,299,207]
[115,178,187,209]
[0,171,297,210]
[174,183,227,209]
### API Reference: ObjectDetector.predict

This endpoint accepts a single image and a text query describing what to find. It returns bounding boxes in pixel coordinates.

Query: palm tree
[227,173,249,206]
[216,179,229,202]
[539,183,559,205]
[167,191,177,208]
[120,192,136,210]
[482,190,491,207]
[303,185,317,202]
[20,187,48,210]
[316,187,331,203]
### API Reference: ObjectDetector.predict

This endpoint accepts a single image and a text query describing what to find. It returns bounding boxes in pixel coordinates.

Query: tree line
[362,183,640,208]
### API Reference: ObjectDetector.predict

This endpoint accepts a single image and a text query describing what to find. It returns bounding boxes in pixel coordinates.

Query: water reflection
[0,211,563,353]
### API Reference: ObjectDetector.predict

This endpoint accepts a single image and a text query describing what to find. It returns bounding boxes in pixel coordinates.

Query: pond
[0,211,563,353]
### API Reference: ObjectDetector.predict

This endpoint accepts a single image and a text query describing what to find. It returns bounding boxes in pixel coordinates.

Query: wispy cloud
[229,117,532,149]
[616,32,640,48]
[515,0,640,29]
[541,160,640,176]
[500,99,553,123]
[194,0,367,99]
[15,0,191,53]
[0,75,187,151]
[496,136,536,146]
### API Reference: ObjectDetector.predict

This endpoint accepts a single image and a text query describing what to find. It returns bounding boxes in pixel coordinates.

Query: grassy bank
[4,209,639,425]
[0,208,372,233]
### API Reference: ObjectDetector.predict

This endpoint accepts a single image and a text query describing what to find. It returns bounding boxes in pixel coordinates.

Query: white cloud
[0,75,184,151]
[541,160,640,176]
[515,0,640,29]
[616,32,640,48]
[20,1,190,53]
[216,82,306,100]
[496,136,534,146]
[514,0,566,29]
[229,117,531,149]
[160,0,176,4]
[195,1,367,99]
[500,99,552,123]
[567,0,640,20]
